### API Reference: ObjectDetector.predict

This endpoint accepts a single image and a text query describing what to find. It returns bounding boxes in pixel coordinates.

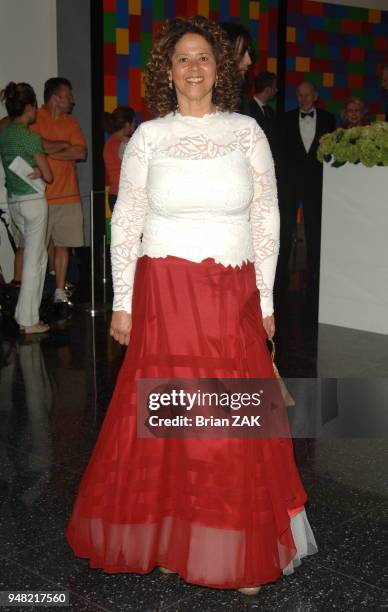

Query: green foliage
[317,122,388,168]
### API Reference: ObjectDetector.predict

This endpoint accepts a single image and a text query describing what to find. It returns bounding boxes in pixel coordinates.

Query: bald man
[276,82,336,299]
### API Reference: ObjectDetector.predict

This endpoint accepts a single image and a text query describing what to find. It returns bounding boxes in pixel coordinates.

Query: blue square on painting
[269,32,277,55]
[346,35,360,47]
[335,73,347,87]
[117,79,128,105]
[141,7,152,30]
[363,88,375,101]
[286,57,295,70]
[365,49,382,64]
[332,5,348,18]
[328,32,343,46]
[299,44,312,57]
[296,29,306,44]
[129,42,140,67]
[373,24,388,36]
[332,59,346,73]
[219,0,230,21]
[288,13,305,28]
[164,0,175,19]
[307,16,325,29]
[116,54,128,79]
[319,88,330,101]
[116,0,128,27]
[142,0,152,7]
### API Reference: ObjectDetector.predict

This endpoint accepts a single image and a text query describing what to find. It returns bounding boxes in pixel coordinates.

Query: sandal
[238,587,261,596]
[19,322,50,334]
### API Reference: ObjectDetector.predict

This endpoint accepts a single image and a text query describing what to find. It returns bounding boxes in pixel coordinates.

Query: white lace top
[111,111,279,318]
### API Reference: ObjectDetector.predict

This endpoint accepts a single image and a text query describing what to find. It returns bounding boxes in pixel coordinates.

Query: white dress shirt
[299,107,316,152]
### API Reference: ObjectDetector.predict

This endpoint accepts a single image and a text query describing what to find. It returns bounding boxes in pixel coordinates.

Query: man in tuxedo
[276,81,336,299]
[242,72,279,165]
[382,66,388,121]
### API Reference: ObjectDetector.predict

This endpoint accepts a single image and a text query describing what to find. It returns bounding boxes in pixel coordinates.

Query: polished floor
[0,289,387,611]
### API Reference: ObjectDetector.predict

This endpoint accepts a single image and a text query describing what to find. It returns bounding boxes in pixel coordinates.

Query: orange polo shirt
[31,107,86,205]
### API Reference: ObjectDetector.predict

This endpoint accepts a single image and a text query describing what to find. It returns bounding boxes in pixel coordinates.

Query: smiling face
[169,33,217,115]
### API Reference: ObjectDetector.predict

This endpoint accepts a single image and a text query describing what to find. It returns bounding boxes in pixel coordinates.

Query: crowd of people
[0,77,86,333]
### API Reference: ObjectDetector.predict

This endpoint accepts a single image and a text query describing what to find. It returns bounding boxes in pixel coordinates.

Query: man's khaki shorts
[47,201,84,247]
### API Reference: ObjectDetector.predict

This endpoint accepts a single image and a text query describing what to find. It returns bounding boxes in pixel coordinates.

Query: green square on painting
[347,7,368,20]
[314,45,329,59]
[141,33,152,68]
[104,13,116,43]
[359,35,374,48]
[348,61,364,74]
[324,17,340,32]
[209,0,219,10]
[152,1,164,20]
[261,0,269,11]
[351,88,364,98]
[308,72,323,86]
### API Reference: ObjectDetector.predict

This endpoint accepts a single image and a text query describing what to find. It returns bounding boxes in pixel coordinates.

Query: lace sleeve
[111,125,149,313]
[248,122,280,318]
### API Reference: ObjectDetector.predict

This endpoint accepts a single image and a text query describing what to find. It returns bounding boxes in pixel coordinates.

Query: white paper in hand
[8,156,46,194]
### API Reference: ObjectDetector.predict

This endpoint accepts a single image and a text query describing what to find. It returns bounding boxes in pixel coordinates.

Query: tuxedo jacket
[280,107,336,194]
[242,98,279,165]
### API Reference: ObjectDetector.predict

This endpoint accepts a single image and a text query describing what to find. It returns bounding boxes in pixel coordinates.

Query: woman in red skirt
[66,16,317,595]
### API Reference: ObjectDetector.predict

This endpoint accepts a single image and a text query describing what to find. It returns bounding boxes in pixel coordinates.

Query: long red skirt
[66,256,310,588]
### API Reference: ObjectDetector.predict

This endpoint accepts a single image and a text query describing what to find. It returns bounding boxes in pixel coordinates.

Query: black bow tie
[300,111,315,119]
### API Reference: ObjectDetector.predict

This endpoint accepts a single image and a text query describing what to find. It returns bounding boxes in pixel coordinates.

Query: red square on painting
[187,0,198,16]
[361,22,372,35]
[348,74,363,88]
[104,75,116,95]
[287,71,305,86]
[302,0,323,16]
[341,20,362,34]
[349,48,365,61]
[311,58,331,72]
[307,30,328,45]
[287,42,301,56]
[375,37,387,50]
[103,0,116,12]
[129,68,141,112]
[129,15,141,42]
[230,0,240,17]
[369,102,380,114]
[332,87,350,100]
[288,0,302,11]
[152,21,164,40]
[340,47,351,61]
[104,44,116,74]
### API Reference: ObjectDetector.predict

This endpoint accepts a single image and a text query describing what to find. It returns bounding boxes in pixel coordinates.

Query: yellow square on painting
[249,1,259,20]
[296,57,310,72]
[116,28,129,55]
[368,9,381,23]
[375,114,385,121]
[267,58,277,73]
[129,0,141,15]
[323,73,334,87]
[105,96,117,113]
[198,0,209,17]
[287,27,296,43]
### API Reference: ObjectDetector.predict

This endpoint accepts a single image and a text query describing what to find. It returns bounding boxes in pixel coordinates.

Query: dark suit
[242,98,280,170]
[276,107,336,294]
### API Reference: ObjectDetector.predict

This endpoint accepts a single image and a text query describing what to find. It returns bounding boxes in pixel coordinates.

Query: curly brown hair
[145,15,241,117]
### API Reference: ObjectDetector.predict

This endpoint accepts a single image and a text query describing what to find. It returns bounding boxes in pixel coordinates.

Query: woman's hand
[262,314,275,340]
[110,311,132,345]
[27,167,42,179]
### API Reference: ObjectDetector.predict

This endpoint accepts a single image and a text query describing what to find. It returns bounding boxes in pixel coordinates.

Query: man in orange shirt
[31,77,87,320]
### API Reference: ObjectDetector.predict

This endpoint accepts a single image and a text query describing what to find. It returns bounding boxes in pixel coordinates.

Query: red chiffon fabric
[66,256,307,588]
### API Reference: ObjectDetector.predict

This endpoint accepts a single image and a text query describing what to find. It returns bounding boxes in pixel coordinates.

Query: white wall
[0,0,58,108]
[0,0,58,280]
